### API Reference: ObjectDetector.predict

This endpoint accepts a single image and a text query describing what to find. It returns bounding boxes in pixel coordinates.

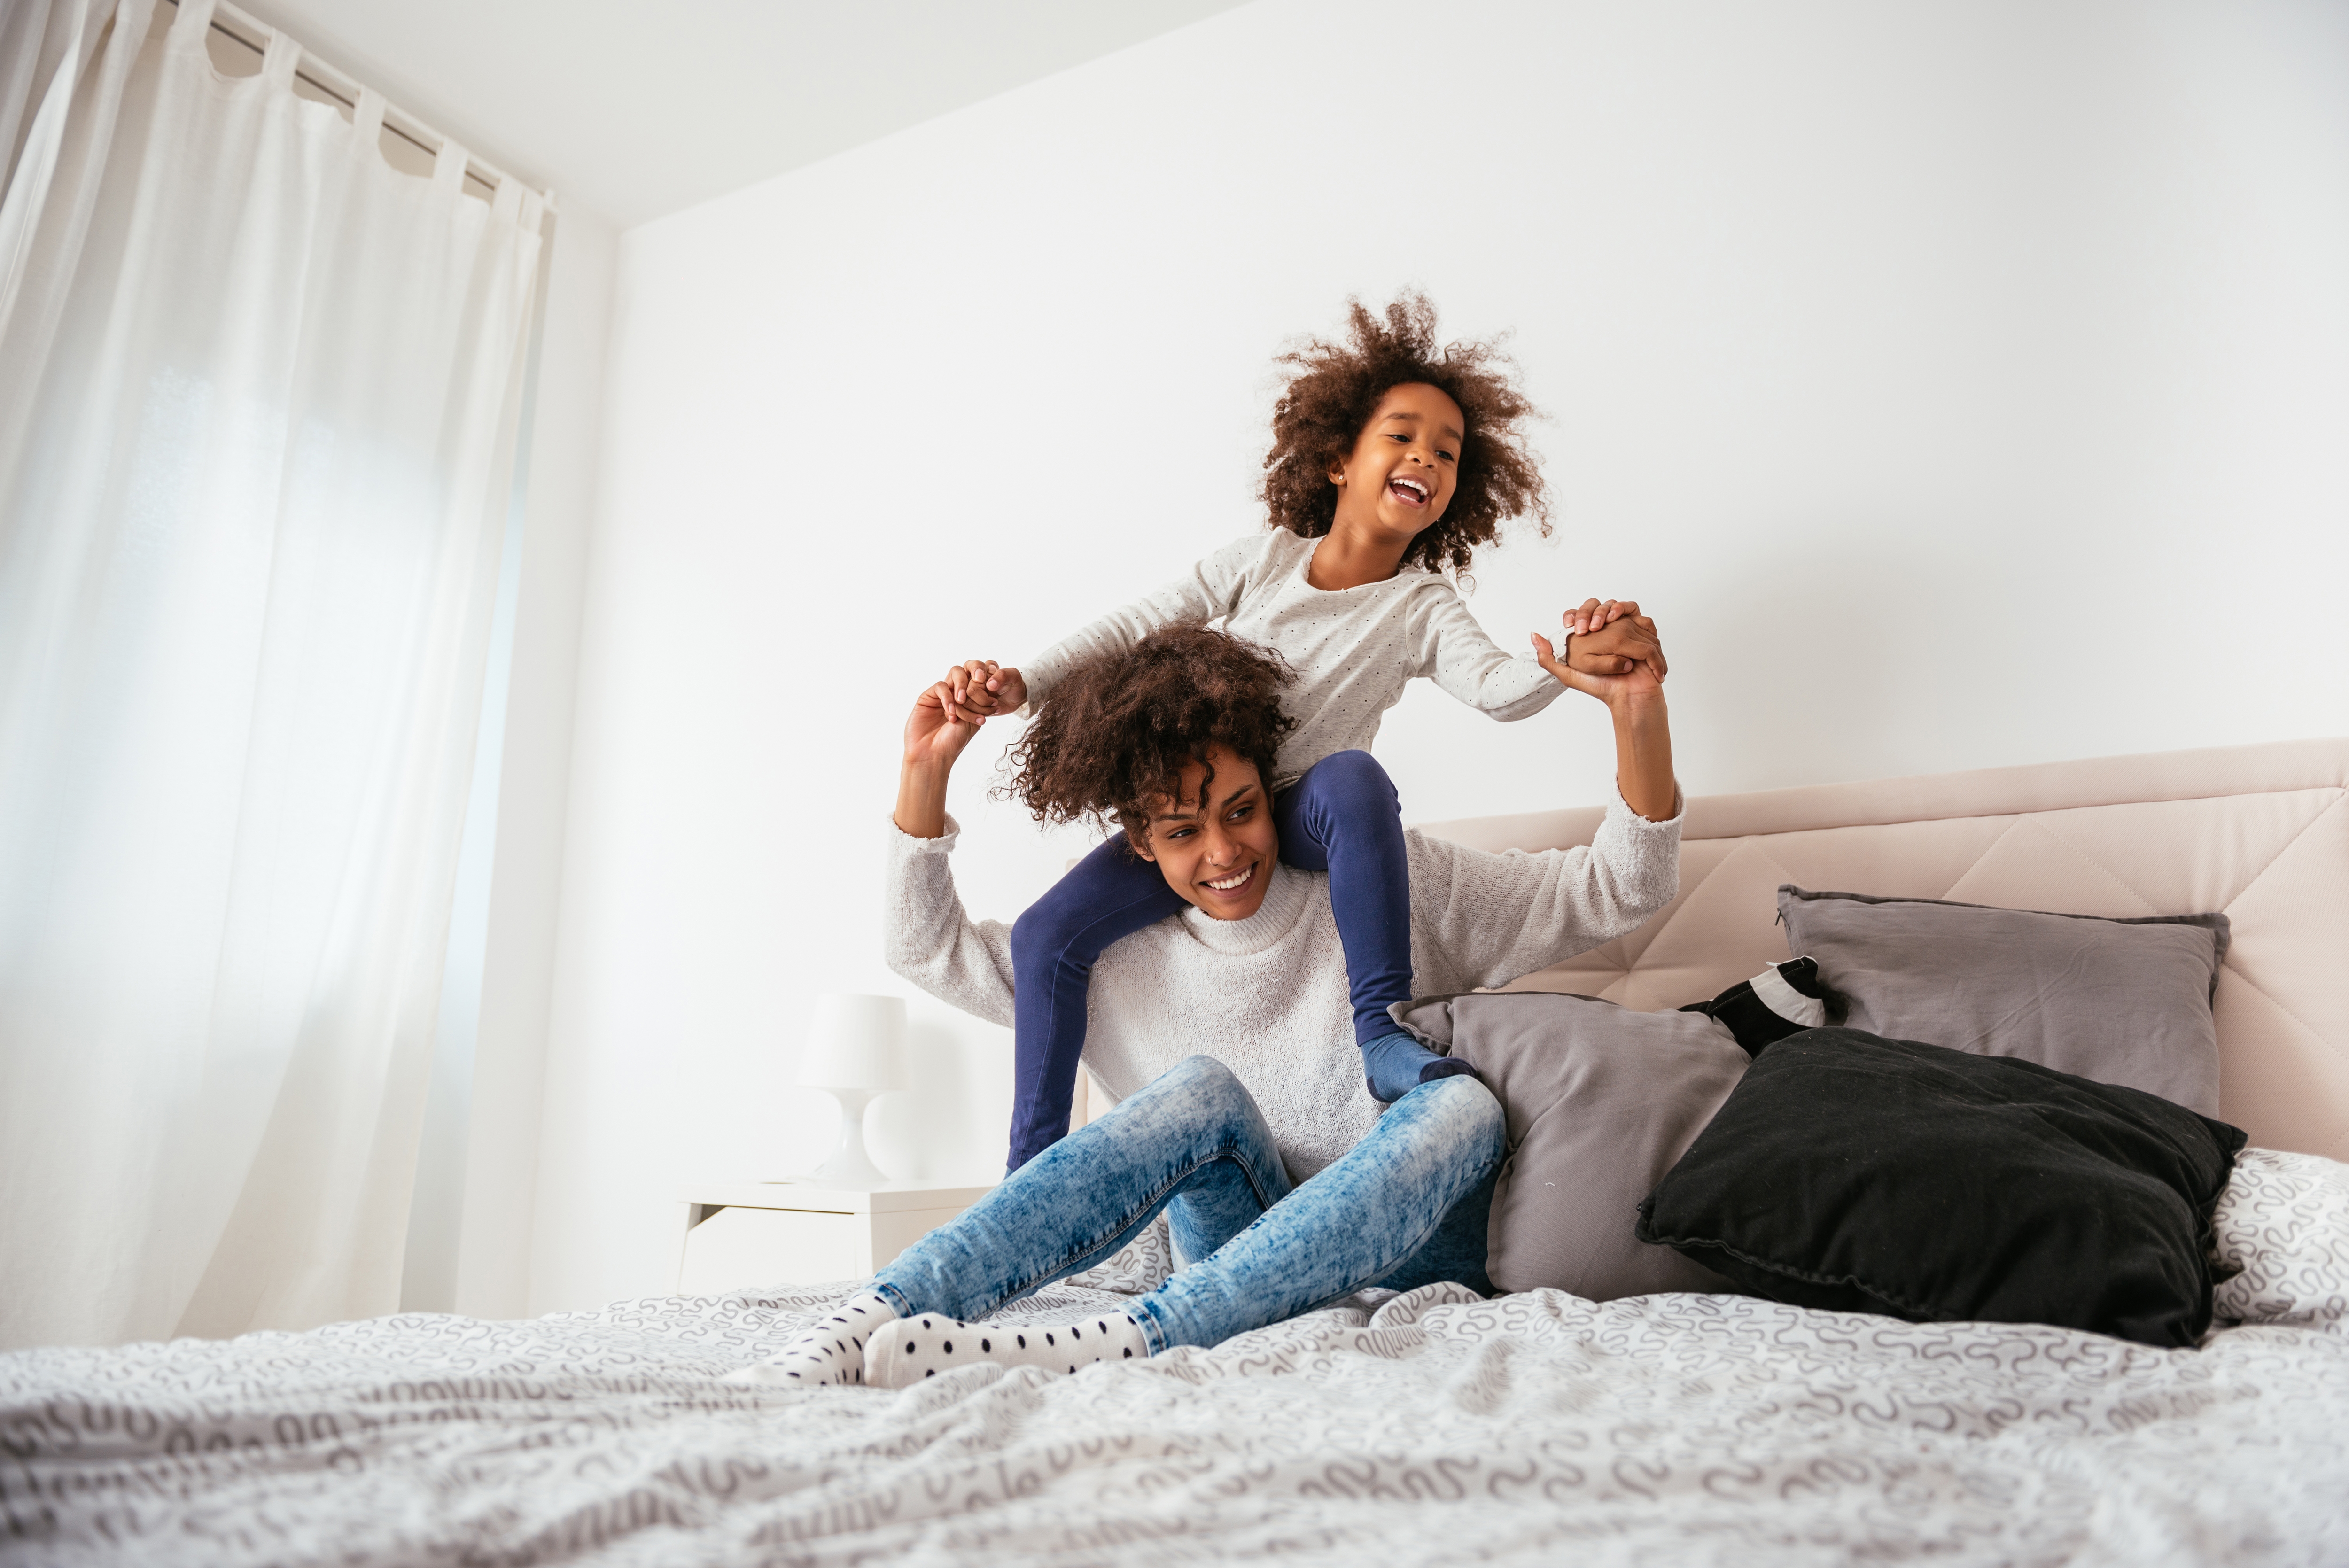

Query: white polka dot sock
[865,1309,1151,1388]
[723,1289,898,1387]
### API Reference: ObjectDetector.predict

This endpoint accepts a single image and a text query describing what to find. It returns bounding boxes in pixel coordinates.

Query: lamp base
[805,1087,893,1188]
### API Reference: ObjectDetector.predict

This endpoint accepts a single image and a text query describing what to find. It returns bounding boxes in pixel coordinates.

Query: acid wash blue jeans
[871,1054,1504,1353]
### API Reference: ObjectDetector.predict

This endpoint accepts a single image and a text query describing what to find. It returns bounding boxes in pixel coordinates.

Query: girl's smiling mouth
[1388,475,1431,506]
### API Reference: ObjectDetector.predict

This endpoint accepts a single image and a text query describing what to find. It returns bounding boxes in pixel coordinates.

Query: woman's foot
[1359,1031,1477,1103]
[865,1309,1150,1387]
[722,1289,898,1386]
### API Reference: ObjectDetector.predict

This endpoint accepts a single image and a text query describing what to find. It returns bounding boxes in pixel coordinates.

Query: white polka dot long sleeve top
[1019,530,1564,782]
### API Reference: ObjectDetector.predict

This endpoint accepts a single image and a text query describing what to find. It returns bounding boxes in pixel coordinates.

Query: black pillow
[1634,1029,2247,1347]
[1680,957,1841,1055]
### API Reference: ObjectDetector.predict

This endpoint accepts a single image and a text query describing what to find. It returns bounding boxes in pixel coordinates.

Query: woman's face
[1132,745,1279,921]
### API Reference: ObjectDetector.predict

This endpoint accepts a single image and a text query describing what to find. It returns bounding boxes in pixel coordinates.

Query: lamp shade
[796,993,906,1092]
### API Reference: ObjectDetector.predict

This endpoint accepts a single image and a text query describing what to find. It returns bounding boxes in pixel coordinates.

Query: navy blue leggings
[1003,750,1413,1172]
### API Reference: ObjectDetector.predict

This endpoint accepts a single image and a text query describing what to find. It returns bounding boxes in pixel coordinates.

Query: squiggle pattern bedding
[4,1150,2346,1566]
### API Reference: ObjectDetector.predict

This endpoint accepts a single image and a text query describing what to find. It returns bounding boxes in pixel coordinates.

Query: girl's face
[1131,745,1279,922]
[1324,382,1464,547]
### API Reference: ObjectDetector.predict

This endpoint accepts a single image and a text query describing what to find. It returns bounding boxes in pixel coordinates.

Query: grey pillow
[1777,885,2229,1116]
[1389,990,1749,1300]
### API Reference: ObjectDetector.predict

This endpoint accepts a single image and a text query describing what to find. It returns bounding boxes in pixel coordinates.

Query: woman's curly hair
[1002,625,1296,846]
[1261,292,1549,579]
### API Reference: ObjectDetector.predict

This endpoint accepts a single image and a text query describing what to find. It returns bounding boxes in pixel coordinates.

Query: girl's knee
[1309,750,1400,814]
[1011,895,1093,970]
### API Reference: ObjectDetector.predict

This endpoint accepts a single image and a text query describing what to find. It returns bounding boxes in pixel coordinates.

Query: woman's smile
[1199,862,1257,898]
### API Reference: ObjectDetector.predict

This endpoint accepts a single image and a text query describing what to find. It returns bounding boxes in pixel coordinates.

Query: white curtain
[0,0,543,1347]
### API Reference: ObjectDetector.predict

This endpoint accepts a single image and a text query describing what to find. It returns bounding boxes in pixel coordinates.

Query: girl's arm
[1015,534,1261,709]
[1413,589,1570,722]
[885,686,1017,1026]
[1414,592,1670,724]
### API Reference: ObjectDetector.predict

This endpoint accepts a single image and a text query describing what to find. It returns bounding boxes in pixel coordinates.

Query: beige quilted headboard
[1417,738,2349,1163]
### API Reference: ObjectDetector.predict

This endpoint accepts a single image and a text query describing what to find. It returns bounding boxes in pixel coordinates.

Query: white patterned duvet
[6,1149,2347,1567]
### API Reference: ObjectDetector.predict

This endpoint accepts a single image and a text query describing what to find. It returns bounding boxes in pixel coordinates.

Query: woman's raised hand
[1532,608,1667,710]
[942,659,1028,724]
[897,681,985,837]
[904,680,987,770]
[1558,600,1667,681]
[1533,610,1676,822]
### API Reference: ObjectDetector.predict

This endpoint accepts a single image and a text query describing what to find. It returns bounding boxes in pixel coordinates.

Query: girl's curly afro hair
[1261,292,1550,579]
[1002,625,1296,847]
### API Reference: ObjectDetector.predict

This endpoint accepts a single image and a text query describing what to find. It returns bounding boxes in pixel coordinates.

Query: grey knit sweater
[883,797,1683,1182]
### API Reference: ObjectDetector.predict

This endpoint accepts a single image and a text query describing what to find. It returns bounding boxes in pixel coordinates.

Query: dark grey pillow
[1389,991,1749,1300]
[1635,1029,2248,1347]
[1777,885,2228,1115]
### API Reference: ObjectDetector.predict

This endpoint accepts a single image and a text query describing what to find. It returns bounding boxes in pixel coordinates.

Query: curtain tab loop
[351,89,387,159]
[261,29,299,88]
[432,138,468,197]
[516,188,545,237]
[171,0,219,42]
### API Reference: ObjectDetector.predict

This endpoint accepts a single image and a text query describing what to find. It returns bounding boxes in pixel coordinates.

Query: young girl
[946,295,1663,1172]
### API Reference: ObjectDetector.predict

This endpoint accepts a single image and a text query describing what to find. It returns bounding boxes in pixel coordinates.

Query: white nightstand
[675,1179,995,1295]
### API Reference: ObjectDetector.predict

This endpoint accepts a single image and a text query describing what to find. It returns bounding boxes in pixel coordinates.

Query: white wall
[527,0,2349,1313]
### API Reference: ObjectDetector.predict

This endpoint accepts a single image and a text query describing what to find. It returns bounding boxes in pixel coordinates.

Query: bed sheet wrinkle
[7,1185,2349,1567]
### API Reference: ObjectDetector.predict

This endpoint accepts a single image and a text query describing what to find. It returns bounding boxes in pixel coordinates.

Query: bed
[7,738,2347,1565]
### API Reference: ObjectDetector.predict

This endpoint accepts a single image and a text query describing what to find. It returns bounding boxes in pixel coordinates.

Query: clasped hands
[922,596,1665,738]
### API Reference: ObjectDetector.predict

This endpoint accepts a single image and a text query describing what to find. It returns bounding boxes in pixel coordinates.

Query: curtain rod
[155,0,557,212]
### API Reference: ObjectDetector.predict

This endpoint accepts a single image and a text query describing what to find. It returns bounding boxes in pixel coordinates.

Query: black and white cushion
[1680,957,1838,1055]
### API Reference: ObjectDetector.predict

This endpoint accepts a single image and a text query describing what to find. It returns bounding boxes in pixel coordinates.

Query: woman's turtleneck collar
[1178,859,1316,956]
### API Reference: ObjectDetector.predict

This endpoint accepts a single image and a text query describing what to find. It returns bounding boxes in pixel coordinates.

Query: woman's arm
[1410,630,1683,990]
[885,685,1018,1026]
[893,680,971,839]
[1530,619,1675,822]
[1405,806,1681,994]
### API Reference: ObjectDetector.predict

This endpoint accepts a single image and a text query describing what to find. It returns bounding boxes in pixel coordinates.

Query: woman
[735,617,1679,1388]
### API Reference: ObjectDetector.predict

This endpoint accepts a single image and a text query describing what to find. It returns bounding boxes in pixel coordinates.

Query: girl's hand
[1532,611,1667,714]
[1561,606,1667,680]
[942,660,1029,724]
[1565,598,1633,637]
[904,681,986,770]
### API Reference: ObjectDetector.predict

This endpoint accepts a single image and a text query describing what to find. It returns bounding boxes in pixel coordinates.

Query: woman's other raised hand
[904,681,986,769]
[1550,600,1667,683]
[897,682,983,838]
[941,659,1028,725]
[1530,609,1674,821]
[1531,620,1664,708]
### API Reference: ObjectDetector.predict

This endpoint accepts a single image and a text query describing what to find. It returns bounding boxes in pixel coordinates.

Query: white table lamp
[796,994,907,1189]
